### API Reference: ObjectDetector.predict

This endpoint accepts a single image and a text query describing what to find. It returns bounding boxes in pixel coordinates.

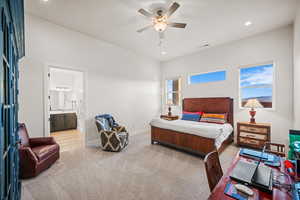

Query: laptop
[230,146,273,193]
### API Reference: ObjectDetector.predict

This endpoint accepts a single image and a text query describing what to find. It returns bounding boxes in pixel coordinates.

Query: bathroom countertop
[50,110,77,115]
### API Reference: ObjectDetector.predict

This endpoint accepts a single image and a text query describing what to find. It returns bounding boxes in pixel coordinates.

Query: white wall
[161,26,294,144]
[49,68,75,91]
[294,4,300,130]
[19,14,161,142]
[49,68,83,111]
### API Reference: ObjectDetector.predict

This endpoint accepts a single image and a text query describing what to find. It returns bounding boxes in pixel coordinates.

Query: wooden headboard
[182,97,234,127]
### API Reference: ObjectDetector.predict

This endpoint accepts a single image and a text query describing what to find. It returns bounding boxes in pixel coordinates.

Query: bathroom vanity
[50,111,77,132]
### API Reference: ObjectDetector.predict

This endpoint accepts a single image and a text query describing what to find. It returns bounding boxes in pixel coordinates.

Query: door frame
[43,63,87,142]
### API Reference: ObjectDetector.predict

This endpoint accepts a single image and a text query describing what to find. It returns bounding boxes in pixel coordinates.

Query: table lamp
[244,99,263,123]
[167,100,173,116]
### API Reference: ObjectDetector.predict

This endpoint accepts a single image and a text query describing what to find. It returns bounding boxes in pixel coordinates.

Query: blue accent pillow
[181,113,201,121]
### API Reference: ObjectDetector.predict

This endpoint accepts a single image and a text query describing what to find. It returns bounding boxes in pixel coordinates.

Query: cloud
[242,84,272,89]
[241,66,273,87]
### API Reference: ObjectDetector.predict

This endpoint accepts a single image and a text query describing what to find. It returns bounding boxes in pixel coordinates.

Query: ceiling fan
[137,2,187,39]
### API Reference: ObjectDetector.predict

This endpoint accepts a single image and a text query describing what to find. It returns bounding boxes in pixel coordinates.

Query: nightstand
[160,115,179,121]
[237,122,271,149]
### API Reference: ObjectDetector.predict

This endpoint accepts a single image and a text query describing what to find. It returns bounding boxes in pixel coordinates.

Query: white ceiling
[25,0,298,61]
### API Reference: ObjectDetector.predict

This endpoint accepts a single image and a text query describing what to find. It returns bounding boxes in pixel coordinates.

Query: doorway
[44,66,85,152]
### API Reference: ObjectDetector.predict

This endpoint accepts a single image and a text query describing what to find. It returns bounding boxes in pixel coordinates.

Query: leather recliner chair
[18,123,60,178]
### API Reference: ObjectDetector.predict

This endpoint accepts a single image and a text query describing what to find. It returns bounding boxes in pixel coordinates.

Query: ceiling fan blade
[159,32,165,39]
[168,22,187,29]
[137,25,152,33]
[166,2,180,17]
[138,9,153,18]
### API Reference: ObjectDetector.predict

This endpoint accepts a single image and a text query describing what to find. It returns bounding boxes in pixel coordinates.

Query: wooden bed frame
[151,97,234,157]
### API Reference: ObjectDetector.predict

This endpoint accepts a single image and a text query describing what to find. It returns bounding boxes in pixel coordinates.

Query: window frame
[238,61,276,111]
[164,77,182,106]
[187,69,227,85]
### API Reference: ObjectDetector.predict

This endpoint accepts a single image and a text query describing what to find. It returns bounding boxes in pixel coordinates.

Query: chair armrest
[100,130,117,136]
[265,142,285,150]
[19,147,39,178]
[264,142,286,157]
[112,126,127,133]
[19,147,38,165]
[29,137,56,147]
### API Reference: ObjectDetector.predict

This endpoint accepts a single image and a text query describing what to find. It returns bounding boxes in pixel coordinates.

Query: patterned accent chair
[95,114,129,152]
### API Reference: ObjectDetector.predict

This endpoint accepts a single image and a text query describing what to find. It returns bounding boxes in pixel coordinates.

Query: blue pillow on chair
[181,113,201,121]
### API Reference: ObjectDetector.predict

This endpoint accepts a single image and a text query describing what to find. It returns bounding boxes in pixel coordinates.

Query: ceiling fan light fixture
[137,2,186,34]
[153,15,168,32]
[154,22,167,32]
[244,21,252,26]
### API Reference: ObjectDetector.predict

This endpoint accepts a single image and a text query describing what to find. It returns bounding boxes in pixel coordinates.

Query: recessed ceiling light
[198,41,210,48]
[244,21,252,26]
[161,51,167,55]
[42,0,49,2]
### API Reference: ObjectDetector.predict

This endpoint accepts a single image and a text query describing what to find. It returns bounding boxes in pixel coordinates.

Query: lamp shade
[244,99,263,109]
[167,100,173,106]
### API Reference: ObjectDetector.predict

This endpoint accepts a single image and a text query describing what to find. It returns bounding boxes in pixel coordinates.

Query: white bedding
[150,118,233,149]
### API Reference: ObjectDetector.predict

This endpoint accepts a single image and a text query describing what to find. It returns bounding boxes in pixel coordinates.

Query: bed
[150,97,234,156]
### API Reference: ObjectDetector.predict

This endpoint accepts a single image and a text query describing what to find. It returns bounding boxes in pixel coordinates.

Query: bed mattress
[150,118,233,149]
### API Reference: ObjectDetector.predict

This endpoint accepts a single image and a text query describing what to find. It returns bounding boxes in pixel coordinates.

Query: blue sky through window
[167,80,173,101]
[240,64,273,107]
[166,79,180,105]
[167,80,173,92]
[189,70,226,84]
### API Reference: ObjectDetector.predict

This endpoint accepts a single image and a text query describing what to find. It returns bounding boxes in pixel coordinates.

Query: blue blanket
[95,114,119,131]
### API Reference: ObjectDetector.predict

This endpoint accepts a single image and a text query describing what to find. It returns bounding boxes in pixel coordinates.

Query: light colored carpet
[22,132,239,200]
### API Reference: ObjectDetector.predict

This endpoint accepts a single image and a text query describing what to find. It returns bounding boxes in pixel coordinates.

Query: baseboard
[86,128,149,147]
[86,138,100,147]
[130,128,149,136]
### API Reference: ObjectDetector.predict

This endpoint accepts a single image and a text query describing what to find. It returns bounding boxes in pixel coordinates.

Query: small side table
[160,115,179,121]
[237,122,271,149]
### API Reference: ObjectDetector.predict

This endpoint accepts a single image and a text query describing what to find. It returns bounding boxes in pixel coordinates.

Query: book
[224,181,260,200]
[224,181,248,200]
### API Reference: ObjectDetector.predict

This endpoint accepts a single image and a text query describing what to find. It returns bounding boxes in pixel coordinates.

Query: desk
[208,151,294,200]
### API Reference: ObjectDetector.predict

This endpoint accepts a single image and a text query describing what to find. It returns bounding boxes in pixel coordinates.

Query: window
[166,78,181,105]
[188,70,226,84]
[240,63,274,108]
